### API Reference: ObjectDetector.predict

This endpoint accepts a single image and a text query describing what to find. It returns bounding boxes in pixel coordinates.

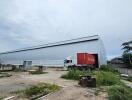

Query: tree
[122,41,132,66]
[122,53,132,65]
[122,41,132,53]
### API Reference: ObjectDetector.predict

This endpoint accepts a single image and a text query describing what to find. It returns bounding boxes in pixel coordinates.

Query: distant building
[110,57,124,64]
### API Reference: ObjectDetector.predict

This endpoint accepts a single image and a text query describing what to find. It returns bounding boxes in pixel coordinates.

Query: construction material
[79,75,96,87]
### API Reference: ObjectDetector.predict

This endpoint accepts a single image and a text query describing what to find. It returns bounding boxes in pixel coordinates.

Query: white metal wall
[0,38,106,66]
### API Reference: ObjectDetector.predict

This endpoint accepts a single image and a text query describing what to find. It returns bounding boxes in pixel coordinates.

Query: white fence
[112,67,132,76]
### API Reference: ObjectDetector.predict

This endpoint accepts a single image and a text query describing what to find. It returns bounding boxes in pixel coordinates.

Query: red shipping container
[77,53,95,65]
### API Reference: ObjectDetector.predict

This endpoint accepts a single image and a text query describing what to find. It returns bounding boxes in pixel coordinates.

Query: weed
[61,69,122,86]
[108,85,132,100]
[100,65,119,74]
[95,71,122,86]
[61,69,92,80]
[23,83,60,97]
[126,76,132,82]
[30,71,48,75]
[0,97,3,100]
[61,67,131,100]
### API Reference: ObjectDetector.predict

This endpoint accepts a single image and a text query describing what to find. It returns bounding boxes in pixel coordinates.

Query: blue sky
[0,0,132,60]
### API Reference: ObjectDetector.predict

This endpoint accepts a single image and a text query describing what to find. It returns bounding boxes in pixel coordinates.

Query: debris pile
[79,75,96,87]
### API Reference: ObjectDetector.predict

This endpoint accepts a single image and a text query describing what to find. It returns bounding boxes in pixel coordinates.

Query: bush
[23,83,60,97]
[108,85,132,100]
[95,71,122,86]
[126,76,132,82]
[61,69,122,86]
[24,85,45,96]
[122,53,132,67]
[61,69,92,80]
[100,65,119,74]
[0,97,3,100]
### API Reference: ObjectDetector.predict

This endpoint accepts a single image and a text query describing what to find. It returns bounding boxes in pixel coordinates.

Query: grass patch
[0,72,12,78]
[94,71,122,86]
[94,87,107,96]
[61,66,131,100]
[17,83,60,99]
[61,69,92,80]
[0,97,3,100]
[29,71,48,75]
[100,65,119,74]
[121,75,132,82]
[61,69,122,86]
[125,76,132,82]
[108,85,132,100]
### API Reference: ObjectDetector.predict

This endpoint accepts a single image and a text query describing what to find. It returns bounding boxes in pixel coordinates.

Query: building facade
[0,35,107,67]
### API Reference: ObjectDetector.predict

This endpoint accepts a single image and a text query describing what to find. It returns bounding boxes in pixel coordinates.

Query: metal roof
[0,35,99,54]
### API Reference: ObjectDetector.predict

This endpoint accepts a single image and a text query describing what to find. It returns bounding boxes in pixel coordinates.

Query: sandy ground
[43,86,107,100]
[0,69,108,100]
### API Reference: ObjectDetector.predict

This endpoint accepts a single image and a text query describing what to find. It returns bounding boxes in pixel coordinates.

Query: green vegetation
[61,69,122,86]
[61,69,92,80]
[30,71,48,75]
[0,97,3,100]
[61,65,121,86]
[0,72,12,78]
[61,65,132,100]
[108,85,132,100]
[127,76,132,82]
[99,65,119,74]
[122,53,132,67]
[122,76,132,82]
[122,41,132,53]
[122,41,132,67]
[95,71,121,86]
[19,83,60,98]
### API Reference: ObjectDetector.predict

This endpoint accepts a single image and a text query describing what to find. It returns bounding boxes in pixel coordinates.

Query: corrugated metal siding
[0,36,106,66]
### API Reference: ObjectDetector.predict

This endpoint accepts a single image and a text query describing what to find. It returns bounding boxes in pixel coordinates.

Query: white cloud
[0,0,132,59]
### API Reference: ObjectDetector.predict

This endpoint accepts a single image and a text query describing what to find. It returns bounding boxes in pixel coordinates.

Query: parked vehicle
[65,53,99,70]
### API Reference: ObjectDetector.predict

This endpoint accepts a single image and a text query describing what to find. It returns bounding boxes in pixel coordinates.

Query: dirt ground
[0,68,108,100]
[43,86,107,100]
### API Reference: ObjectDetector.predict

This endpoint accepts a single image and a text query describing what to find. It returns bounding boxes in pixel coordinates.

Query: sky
[0,0,132,60]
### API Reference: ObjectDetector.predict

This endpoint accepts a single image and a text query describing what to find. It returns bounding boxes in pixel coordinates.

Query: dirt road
[43,86,107,100]
[0,69,75,97]
[0,69,107,100]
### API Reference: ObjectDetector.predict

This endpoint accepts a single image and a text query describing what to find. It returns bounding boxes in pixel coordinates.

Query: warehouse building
[0,35,106,68]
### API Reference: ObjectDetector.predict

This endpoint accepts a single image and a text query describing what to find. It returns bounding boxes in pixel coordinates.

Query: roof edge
[0,35,99,54]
